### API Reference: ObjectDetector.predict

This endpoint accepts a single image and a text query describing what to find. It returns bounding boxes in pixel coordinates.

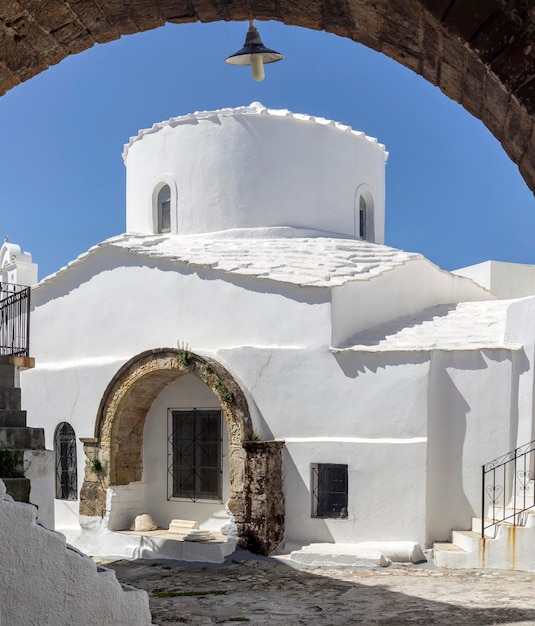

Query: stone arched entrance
[1,2,534,194]
[79,348,284,555]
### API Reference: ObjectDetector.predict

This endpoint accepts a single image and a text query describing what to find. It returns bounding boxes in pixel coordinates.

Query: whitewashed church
[6,102,535,568]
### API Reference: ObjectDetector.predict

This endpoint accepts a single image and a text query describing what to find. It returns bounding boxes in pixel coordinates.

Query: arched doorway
[1,3,534,194]
[79,348,284,555]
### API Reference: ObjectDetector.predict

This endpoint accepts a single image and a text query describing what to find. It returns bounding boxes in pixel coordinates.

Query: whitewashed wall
[455,261,535,299]
[426,349,515,543]
[504,297,535,446]
[332,259,493,347]
[124,106,387,243]
[219,346,430,544]
[22,247,527,548]
[142,375,230,531]
[29,251,332,363]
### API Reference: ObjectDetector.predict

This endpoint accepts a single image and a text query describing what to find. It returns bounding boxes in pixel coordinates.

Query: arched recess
[79,348,284,555]
[1,2,535,193]
[151,174,178,234]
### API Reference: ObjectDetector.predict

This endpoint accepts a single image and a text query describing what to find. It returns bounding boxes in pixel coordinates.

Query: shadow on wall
[31,244,330,308]
[333,350,429,378]
[425,348,527,544]
[426,355,473,543]
[282,448,335,546]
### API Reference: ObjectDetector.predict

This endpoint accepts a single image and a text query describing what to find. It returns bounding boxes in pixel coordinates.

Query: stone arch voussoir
[79,348,284,555]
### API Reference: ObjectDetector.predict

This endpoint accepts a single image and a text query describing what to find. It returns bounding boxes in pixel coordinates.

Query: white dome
[123,103,387,243]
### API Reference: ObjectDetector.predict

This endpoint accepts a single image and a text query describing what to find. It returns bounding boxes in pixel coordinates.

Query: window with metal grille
[168,408,222,502]
[54,422,77,500]
[157,185,171,233]
[311,463,348,518]
[359,195,367,240]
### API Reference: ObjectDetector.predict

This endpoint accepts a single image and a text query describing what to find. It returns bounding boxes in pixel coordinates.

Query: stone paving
[102,552,535,625]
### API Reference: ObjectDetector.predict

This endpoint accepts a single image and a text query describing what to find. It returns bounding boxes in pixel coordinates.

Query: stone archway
[79,348,284,555]
[0,2,534,193]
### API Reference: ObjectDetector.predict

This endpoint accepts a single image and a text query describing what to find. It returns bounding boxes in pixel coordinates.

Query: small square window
[311,463,348,518]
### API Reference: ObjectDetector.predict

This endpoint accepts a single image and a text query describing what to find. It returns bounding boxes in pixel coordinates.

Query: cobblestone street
[104,554,535,625]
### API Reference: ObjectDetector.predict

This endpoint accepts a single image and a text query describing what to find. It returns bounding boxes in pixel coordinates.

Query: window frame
[157,184,172,234]
[354,186,375,242]
[359,194,367,240]
[167,408,223,503]
[54,422,78,501]
[311,463,348,519]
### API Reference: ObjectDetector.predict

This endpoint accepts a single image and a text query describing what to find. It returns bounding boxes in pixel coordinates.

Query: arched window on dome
[157,185,171,234]
[359,195,367,240]
[55,422,77,500]
[355,189,374,242]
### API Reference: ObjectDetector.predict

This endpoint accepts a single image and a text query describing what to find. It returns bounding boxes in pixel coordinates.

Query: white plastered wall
[331,258,494,347]
[426,349,516,544]
[23,247,529,549]
[21,359,129,529]
[455,261,535,299]
[141,374,230,531]
[504,297,535,447]
[219,345,430,545]
[23,253,332,531]
[125,109,386,243]
[29,250,332,363]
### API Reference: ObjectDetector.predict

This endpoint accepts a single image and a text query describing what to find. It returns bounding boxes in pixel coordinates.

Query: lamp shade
[225,22,283,66]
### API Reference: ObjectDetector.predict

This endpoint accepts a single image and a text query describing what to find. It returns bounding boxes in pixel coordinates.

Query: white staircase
[434,481,535,571]
[0,480,152,625]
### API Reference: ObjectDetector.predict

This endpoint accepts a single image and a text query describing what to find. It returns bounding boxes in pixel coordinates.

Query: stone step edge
[433,542,466,553]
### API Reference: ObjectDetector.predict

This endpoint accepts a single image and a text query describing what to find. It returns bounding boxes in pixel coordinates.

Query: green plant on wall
[212,377,234,404]
[176,341,193,368]
[90,457,103,474]
[0,446,23,478]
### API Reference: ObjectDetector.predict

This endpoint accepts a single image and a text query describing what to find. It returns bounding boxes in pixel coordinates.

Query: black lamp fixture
[225,20,284,81]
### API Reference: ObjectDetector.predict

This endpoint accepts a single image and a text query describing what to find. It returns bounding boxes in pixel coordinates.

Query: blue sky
[1,20,534,279]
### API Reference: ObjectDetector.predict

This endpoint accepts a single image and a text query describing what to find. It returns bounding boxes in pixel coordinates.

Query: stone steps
[0,426,44,450]
[2,477,30,502]
[284,541,426,567]
[0,408,27,427]
[0,388,21,410]
[0,356,48,508]
[0,358,43,451]
[434,511,535,570]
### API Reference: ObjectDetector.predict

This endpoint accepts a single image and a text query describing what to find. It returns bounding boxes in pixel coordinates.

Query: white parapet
[0,480,152,626]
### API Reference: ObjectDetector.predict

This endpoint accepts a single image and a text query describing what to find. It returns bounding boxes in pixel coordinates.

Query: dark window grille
[55,422,77,500]
[168,408,222,502]
[0,282,30,357]
[312,464,348,518]
[359,195,367,240]
[157,185,171,233]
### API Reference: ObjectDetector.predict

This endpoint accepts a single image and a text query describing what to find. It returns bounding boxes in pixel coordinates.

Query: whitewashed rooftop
[332,300,519,352]
[122,102,388,161]
[36,228,425,289]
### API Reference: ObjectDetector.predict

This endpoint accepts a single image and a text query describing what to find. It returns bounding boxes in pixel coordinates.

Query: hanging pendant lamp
[225,20,284,81]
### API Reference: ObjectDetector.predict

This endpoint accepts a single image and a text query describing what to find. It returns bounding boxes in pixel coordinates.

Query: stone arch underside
[79,348,285,555]
[1,1,535,194]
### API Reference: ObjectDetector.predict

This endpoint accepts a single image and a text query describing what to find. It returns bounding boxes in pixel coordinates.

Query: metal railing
[0,282,30,357]
[481,439,535,537]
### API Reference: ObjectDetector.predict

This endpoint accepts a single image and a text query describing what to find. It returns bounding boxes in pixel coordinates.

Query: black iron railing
[481,439,535,537]
[0,282,30,357]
